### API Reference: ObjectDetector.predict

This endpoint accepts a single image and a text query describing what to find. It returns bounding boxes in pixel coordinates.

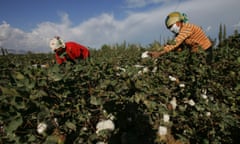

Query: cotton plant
[201,88,209,103]
[141,51,150,58]
[134,64,144,68]
[115,66,127,76]
[37,122,48,134]
[169,97,177,110]
[179,83,185,88]
[187,99,196,106]
[163,114,170,123]
[152,66,158,73]
[157,111,171,141]
[168,75,180,84]
[96,119,115,134]
[103,109,115,121]
[115,66,126,72]
[95,119,115,143]
[158,126,168,136]
[157,114,187,143]
[169,75,177,81]
[36,118,59,135]
[135,51,159,75]
[31,64,49,68]
[138,66,150,74]
[96,142,107,144]
[205,112,211,117]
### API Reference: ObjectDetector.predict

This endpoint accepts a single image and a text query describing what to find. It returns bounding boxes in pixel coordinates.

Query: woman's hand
[148,51,165,58]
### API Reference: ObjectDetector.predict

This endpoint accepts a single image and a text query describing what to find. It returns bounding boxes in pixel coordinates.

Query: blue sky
[0,0,125,30]
[0,0,240,53]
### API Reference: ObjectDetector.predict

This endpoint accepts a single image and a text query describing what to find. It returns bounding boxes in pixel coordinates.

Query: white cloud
[0,0,239,53]
[125,0,168,8]
[0,21,11,41]
[233,21,240,29]
[206,26,212,32]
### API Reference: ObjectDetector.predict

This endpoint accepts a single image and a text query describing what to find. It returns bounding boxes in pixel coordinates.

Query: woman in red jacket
[49,36,90,64]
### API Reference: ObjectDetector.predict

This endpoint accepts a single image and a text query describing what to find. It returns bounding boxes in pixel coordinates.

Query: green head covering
[165,12,188,28]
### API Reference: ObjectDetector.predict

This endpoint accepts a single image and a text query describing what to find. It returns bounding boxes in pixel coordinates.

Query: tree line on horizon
[0,24,239,56]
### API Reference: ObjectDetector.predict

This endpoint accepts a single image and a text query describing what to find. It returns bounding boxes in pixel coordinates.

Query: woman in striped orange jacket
[148,12,212,59]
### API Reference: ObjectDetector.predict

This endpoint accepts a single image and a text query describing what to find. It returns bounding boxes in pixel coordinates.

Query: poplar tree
[218,23,223,46]
[1,48,5,56]
[223,24,226,40]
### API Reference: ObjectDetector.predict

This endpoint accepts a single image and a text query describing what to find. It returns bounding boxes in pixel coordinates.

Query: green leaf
[30,89,48,100]
[143,100,157,110]
[90,96,102,105]
[65,121,77,131]
[237,57,240,63]
[44,135,59,144]
[49,73,64,81]
[14,71,25,80]
[12,96,27,110]
[6,113,23,133]
[28,134,36,142]
[0,86,19,96]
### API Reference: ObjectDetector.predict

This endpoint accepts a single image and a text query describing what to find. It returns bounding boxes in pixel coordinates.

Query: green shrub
[0,38,239,144]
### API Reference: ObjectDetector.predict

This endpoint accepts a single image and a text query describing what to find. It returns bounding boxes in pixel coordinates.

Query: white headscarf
[49,36,65,51]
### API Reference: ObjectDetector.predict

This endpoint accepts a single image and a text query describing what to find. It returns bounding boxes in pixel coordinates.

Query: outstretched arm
[148,51,167,58]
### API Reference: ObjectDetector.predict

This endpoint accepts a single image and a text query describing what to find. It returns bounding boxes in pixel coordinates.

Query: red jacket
[55,42,90,64]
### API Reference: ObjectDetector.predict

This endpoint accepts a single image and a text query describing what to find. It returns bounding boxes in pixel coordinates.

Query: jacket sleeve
[55,54,66,64]
[163,27,192,52]
[81,47,90,59]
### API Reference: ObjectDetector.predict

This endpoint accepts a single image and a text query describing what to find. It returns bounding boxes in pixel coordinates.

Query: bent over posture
[148,12,212,59]
[49,36,90,64]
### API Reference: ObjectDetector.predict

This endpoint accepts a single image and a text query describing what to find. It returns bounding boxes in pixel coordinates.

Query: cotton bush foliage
[0,35,240,143]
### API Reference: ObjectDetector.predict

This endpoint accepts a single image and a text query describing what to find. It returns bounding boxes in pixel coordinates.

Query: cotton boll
[116,66,126,72]
[138,67,149,75]
[141,51,150,58]
[108,113,116,121]
[169,97,177,110]
[201,89,207,95]
[138,70,143,75]
[41,64,49,68]
[134,64,144,68]
[116,73,121,76]
[163,114,170,123]
[169,75,177,81]
[37,122,47,134]
[201,94,208,99]
[201,89,208,99]
[32,64,38,68]
[82,127,88,131]
[152,66,158,73]
[206,112,211,117]
[179,83,185,88]
[142,67,149,73]
[96,142,107,144]
[53,118,59,127]
[158,126,167,136]
[188,99,195,106]
[96,119,115,134]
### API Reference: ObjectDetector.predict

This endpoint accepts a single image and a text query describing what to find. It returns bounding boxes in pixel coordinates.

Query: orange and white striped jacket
[164,23,212,52]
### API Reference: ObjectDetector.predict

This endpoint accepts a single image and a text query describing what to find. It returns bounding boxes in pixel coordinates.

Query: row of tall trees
[218,23,227,46]
[218,23,240,48]
[0,48,8,56]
